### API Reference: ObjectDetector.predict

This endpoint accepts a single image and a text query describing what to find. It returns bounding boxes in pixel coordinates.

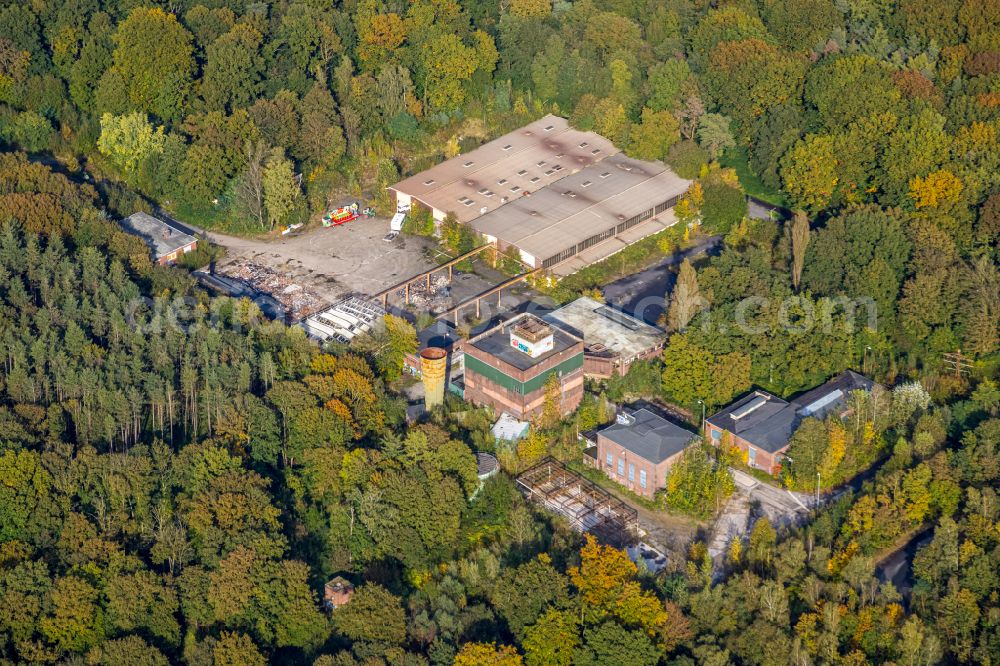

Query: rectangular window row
[539,196,679,268]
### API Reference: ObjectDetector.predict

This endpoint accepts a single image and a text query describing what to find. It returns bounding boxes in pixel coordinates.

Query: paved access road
[707,469,813,565]
[602,235,722,325]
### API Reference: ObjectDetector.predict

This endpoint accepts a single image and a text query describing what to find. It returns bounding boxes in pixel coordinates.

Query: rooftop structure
[544,297,664,378]
[469,152,690,271]
[706,371,877,474]
[119,212,197,265]
[600,409,699,464]
[300,297,385,343]
[517,457,638,547]
[323,576,355,611]
[492,412,531,442]
[468,314,579,372]
[793,370,875,419]
[389,115,617,224]
[476,452,500,479]
[463,313,585,420]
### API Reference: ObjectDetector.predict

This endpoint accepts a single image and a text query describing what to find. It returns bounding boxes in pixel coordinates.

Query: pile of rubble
[221,261,327,320]
[400,274,452,312]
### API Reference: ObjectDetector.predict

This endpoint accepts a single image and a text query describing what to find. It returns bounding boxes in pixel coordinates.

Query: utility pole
[815,471,821,508]
[697,399,705,432]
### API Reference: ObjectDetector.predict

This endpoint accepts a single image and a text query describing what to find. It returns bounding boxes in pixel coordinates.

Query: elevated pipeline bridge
[372,244,494,308]
[435,269,541,324]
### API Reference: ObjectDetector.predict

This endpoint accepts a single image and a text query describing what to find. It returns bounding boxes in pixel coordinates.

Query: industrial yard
[204,215,508,322]
[207,216,439,304]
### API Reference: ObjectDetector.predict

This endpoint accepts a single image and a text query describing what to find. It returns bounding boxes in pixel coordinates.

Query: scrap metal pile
[221,261,326,320]
[400,274,452,312]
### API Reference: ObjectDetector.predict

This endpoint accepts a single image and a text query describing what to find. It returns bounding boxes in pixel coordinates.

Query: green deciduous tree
[333,583,407,645]
[665,444,735,518]
[202,24,265,113]
[97,112,165,175]
[103,7,195,121]
[626,108,680,161]
[262,148,300,229]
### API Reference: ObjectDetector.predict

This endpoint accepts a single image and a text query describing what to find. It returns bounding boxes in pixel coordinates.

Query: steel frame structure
[516,457,638,547]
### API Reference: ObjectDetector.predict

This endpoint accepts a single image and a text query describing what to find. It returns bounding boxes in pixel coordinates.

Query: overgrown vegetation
[0,0,998,663]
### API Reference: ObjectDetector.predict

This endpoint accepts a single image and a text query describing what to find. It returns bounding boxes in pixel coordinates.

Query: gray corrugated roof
[389,115,618,223]
[119,212,196,260]
[599,409,698,464]
[468,153,690,263]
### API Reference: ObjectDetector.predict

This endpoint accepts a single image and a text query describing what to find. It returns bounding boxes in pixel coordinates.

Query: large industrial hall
[389,114,691,277]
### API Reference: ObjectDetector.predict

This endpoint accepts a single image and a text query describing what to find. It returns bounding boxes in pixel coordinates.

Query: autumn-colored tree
[455,642,524,666]
[688,7,769,69]
[909,170,964,209]
[569,535,667,633]
[355,2,407,70]
[97,112,165,175]
[508,0,552,18]
[516,428,548,467]
[418,33,479,112]
[539,373,562,430]
[782,134,838,212]
[666,259,705,332]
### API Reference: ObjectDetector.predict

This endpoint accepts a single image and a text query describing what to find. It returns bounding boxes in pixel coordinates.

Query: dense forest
[0,0,998,664]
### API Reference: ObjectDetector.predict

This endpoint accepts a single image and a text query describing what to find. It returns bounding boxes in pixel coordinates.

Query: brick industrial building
[705,371,876,475]
[589,409,699,499]
[462,314,584,420]
[388,115,690,277]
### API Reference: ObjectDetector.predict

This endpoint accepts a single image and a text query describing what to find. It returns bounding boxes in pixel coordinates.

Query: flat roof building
[388,116,691,277]
[470,152,690,273]
[544,297,665,379]
[119,212,197,265]
[463,313,584,420]
[389,115,617,224]
[595,409,699,498]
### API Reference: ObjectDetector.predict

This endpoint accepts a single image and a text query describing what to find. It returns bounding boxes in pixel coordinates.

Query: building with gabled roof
[387,115,691,278]
[705,370,876,474]
[595,409,699,498]
[389,115,617,224]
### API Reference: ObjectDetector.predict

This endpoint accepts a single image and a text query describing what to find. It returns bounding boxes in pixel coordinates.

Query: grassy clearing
[720,147,789,209]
